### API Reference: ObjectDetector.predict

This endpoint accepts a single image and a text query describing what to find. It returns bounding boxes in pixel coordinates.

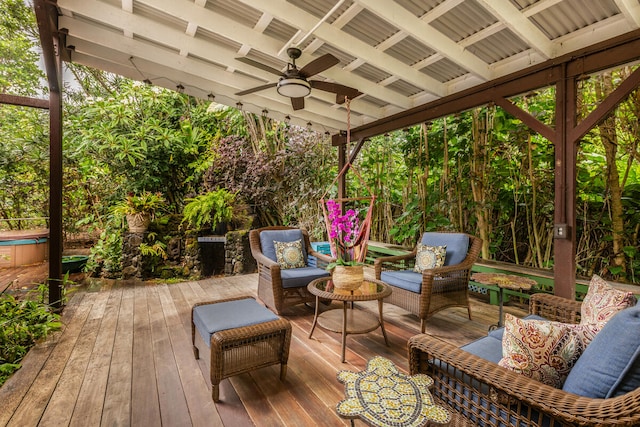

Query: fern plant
[181,189,236,231]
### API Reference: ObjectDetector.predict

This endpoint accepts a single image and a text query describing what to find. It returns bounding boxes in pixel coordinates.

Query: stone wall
[224,230,256,275]
[120,227,254,280]
[121,232,144,279]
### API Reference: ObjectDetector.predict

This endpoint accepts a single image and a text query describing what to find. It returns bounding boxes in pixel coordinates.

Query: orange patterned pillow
[581,275,636,327]
[499,314,598,388]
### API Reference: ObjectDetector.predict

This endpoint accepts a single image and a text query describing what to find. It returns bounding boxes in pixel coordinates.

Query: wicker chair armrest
[408,334,640,426]
[529,292,582,324]
[251,250,279,268]
[374,251,418,265]
[308,250,335,267]
[374,251,418,278]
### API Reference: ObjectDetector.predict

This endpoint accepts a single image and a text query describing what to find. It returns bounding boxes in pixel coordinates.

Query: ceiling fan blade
[235,57,284,76]
[299,54,340,78]
[291,97,304,110]
[310,80,361,100]
[235,83,277,96]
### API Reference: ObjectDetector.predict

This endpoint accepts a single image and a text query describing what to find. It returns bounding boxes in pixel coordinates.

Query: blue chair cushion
[380,270,422,293]
[421,232,469,266]
[280,267,330,289]
[193,297,279,347]
[460,335,503,364]
[259,229,307,263]
[562,304,640,398]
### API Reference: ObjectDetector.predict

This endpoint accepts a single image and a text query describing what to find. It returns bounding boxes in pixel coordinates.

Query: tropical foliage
[0,289,61,386]
[1,0,639,284]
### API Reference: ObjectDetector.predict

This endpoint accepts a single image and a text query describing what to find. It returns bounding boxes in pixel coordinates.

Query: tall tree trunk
[470,108,491,259]
[595,72,626,273]
[527,134,544,267]
[419,123,430,231]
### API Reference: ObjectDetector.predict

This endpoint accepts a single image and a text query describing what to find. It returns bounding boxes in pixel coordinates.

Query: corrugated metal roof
[56,0,640,132]
[394,0,447,18]
[386,79,424,97]
[352,62,393,83]
[287,0,355,24]
[528,0,620,39]
[203,0,263,28]
[195,27,242,53]
[263,18,299,43]
[468,28,529,64]
[342,8,400,46]
[420,58,468,83]
[431,0,498,42]
[133,2,187,33]
[385,35,437,66]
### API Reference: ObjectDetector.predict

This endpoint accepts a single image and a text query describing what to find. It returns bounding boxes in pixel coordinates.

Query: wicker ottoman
[191,295,292,402]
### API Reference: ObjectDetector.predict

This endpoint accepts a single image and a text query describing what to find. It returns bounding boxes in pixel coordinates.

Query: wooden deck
[0,272,527,427]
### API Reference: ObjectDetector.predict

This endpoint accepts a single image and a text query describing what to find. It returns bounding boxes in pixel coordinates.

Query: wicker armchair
[408,293,640,427]
[249,226,334,315]
[374,232,482,333]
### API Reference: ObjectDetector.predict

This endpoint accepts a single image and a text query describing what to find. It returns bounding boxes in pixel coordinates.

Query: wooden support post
[553,65,577,299]
[35,0,63,308]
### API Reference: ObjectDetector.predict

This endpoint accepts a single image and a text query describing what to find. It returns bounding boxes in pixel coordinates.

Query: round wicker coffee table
[308,277,392,362]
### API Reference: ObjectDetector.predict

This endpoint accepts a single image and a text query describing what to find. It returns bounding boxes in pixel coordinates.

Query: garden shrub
[0,292,61,386]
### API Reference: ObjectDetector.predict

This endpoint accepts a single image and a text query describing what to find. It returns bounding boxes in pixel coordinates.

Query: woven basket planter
[332,265,364,291]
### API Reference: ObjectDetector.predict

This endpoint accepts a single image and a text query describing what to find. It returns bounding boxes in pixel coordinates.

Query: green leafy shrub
[181,188,236,231]
[0,292,61,386]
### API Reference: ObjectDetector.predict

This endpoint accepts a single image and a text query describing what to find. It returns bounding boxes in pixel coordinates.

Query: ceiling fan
[235,47,361,111]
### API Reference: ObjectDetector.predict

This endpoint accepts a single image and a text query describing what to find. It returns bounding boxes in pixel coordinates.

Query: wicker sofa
[408,293,640,427]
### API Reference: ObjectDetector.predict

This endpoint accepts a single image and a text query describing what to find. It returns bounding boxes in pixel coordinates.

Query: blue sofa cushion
[380,270,422,293]
[260,229,307,263]
[193,297,279,347]
[562,304,640,398]
[461,335,503,364]
[280,267,330,289]
[421,232,469,266]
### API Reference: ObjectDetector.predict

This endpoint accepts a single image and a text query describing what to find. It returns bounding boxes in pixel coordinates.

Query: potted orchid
[325,199,364,290]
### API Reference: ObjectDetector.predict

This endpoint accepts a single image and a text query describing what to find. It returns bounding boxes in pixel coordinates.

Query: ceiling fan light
[277,78,311,98]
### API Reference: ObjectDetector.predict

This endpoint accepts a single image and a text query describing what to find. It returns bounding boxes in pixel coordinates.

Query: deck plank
[68,284,122,427]
[100,284,135,426]
[130,285,162,426]
[0,272,525,426]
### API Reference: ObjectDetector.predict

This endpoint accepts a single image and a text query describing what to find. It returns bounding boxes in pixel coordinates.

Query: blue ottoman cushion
[193,298,279,347]
[562,304,640,398]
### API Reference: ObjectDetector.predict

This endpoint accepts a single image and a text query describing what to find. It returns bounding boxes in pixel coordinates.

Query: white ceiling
[56,0,640,132]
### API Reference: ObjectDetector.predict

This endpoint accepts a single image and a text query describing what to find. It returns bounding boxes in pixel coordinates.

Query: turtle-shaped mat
[336,356,450,426]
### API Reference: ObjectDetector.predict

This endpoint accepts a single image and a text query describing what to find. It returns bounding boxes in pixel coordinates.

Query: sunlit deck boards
[0,273,526,426]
